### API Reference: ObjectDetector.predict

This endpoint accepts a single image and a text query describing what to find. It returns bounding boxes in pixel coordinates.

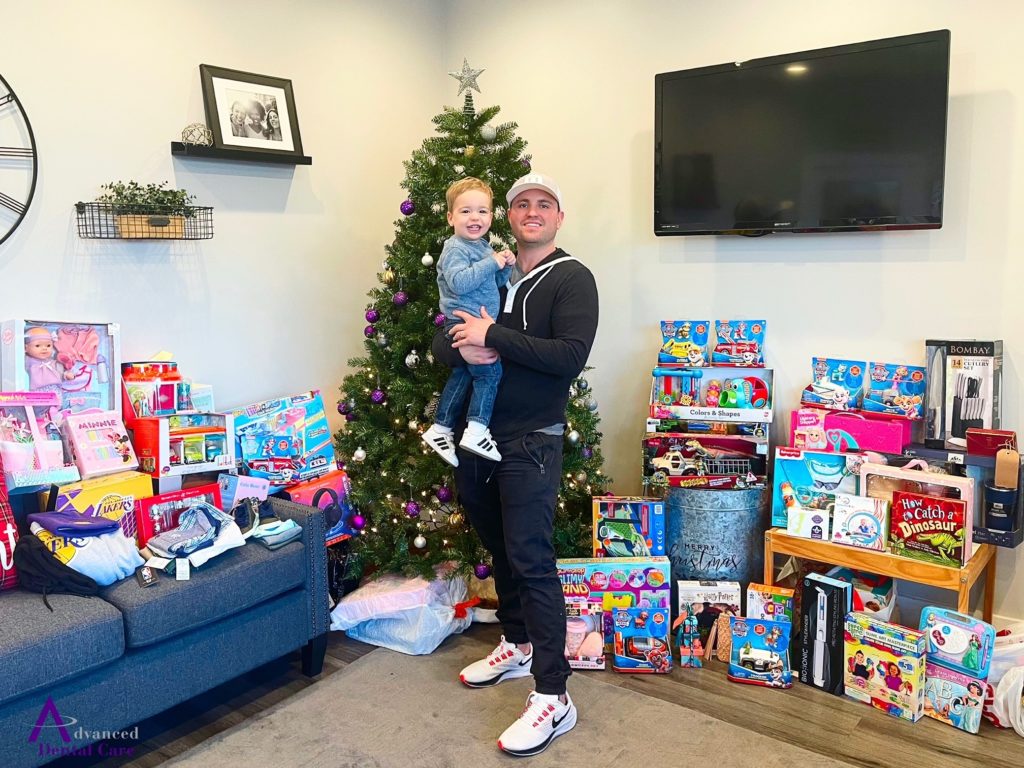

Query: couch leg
[302,633,328,677]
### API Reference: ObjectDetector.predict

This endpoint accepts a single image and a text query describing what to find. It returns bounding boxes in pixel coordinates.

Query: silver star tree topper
[449,58,485,95]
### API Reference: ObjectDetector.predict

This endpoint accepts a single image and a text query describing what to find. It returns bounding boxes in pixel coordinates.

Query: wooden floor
[70,623,1022,768]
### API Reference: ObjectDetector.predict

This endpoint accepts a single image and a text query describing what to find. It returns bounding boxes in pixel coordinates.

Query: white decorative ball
[480,124,497,142]
[431,202,444,214]
[353,447,367,462]
[413,535,427,549]
[421,253,434,267]
[567,430,581,445]
[405,350,420,368]
[408,420,419,431]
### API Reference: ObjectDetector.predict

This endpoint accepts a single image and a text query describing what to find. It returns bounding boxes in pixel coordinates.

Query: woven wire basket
[75,202,214,240]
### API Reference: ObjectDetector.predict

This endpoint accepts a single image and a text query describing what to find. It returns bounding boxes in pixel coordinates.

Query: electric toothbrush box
[790,408,913,455]
[771,448,860,528]
[799,573,852,696]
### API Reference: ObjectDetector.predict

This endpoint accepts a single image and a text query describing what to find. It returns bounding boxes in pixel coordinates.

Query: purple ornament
[405,501,421,518]
[370,389,386,404]
[433,313,446,327]
[351,514,366,531]
[337,400,351,415]
[582,446,593,460]
[400,199,415,216]
[363,325,376,338]
[436,486,453,504]
[393,291,409,306]
[365,308,380,323]
[520,158,531,170]
[345,412,357,422]
[474,563,492,580]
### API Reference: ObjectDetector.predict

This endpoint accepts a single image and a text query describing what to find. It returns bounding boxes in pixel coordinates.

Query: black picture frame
[199,64,304,158]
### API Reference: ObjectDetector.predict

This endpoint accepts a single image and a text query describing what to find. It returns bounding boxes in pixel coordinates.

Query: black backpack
[13,535,100,610]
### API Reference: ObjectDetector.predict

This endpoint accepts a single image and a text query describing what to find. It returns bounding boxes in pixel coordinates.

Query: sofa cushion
[0,591,124,707]
[100,539,306,648]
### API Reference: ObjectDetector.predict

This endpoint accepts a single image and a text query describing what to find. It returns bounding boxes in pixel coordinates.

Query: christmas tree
[335,60,609,581]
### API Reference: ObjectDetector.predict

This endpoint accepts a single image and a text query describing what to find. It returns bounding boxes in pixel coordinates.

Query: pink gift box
[790,407,912,454]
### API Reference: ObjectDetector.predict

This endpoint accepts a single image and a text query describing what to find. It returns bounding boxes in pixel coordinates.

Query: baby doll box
[918,605,996,679]
[790,408,913,454]
[859,460,976,562]
[1,320,121,417]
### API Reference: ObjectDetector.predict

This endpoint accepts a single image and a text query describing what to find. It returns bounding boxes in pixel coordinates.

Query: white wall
[445,0,1023,620]
[2,1,1021,619]
[0,0,447,408]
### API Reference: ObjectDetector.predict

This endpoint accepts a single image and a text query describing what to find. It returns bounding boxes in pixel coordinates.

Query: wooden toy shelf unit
[763,530,998,623]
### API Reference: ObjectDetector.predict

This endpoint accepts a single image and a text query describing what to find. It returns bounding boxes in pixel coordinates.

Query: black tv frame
[654,30,951,236]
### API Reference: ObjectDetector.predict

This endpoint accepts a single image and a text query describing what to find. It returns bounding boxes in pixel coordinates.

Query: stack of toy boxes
[919,607,996,734]
[644,321,772,494]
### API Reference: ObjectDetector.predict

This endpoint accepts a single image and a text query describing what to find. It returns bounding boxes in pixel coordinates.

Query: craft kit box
[747,583,795,623]
[0,391,79,489]
[844,612,927,722]
[924,340,1003,449]
[232,390,335,486]
[1,319,121,417]
[650,367,773,424]
[592,496,666,557]
[612,607,672,673]
[42,470,153,542]
[790,408,913,454]
[727,616,793,688]
[830,493,889,551]
[131,413,235,479]
[565,600,605,670]
[557,557,671,646]
[643,433,766,491]
[772,448,861,528]
[799,573,852,696]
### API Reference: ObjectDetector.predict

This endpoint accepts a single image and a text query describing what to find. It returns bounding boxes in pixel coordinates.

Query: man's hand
[451,308,495,348]
[458,344,499,365]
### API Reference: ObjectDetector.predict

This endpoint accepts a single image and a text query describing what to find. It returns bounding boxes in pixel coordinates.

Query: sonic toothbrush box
[771,447,861,528]
[923,662,986,733]
[612,607,672,673]
[919,606,996,678]
[557,557,671,646]
[799,573,852,696]
[790,408,913,454]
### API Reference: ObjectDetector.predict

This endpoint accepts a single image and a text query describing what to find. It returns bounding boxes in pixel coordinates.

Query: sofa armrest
[267,497,330,638]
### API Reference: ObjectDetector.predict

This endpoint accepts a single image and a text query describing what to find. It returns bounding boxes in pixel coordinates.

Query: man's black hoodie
[433,247,599,442]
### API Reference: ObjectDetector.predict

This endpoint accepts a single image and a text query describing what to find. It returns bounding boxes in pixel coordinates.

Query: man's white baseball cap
[505,173,563,209]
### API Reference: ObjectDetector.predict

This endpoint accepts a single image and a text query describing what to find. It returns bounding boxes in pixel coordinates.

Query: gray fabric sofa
[0,497,329,768]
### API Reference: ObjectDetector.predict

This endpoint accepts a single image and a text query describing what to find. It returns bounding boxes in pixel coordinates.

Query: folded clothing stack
[148,502,245,567]
[27,511,143,587]
[251,516,303,550]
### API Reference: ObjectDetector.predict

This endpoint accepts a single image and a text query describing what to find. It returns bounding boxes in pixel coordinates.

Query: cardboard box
[131,413,235,479]
[612,607,672,673]
[278,469,355,545]
[44,470,153,542]
[592,496,666,557]
[565,600,605,670]
[0,391,79,489]
[924,340,1003,449]
[831,493,889,551]
[64,410,138,478]
[799,573,852,696]
[844,612,926,722]
[772,447,859,528]
[134,483,221,547]
[747,583,795,623]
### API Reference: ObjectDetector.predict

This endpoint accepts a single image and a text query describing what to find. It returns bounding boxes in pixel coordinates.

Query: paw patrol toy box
[557,557,671,646]
[612,607,672,673]
[658,320,710,366]
[728,616,793,688]
[231,390,335,487]
[592,496,665,557]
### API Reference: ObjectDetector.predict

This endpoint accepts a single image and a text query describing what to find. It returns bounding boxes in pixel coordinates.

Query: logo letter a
[29,697,71,743]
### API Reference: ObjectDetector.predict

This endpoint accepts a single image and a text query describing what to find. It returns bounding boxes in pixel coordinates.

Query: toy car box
[612,607,672,673]
[643,432,766,491]
[557,557,671,646]
[844,612,926,722]
[592,496,666,557]
[658,320,710,366]
[862,362,926,419]
[231,390,335,487]
[727,616,793,688]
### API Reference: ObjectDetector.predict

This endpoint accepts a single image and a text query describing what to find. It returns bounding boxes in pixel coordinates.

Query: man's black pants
[454,431,571,695]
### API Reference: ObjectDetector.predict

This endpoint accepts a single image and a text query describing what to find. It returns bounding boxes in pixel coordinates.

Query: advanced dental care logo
[28,696,138,758]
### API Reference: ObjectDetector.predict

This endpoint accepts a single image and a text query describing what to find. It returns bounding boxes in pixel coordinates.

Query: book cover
[890,491,968,567]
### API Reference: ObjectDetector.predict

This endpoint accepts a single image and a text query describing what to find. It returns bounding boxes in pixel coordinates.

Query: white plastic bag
[330,567,475,655]
[990,623,1024,685]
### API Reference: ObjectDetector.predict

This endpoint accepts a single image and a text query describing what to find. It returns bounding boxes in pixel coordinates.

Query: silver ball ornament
[588,399,599,412]
[575,471,588,484]
[421,253,434,267]
[567,430,581,445]
[480,124,497,143]
[353,447,367,462]
[408,419,419,431]
[376,332,388,347]
[413,534,427,549]
[405,350,420,368]
[577,379,590,392]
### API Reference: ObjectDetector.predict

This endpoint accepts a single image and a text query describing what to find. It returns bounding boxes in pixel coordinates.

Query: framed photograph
[199,64,304,157]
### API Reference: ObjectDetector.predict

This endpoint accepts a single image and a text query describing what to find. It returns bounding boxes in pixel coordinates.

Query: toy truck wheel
[741,659,754,670]
[653,470,668,484]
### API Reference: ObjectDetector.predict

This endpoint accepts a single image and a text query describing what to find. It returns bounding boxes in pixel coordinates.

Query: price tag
[947,452,964,465]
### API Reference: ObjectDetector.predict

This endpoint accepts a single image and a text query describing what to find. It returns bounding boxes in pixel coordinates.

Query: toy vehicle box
[650,367,773,424]
[63,410,138,478]
[746,583,795,623]
[728,616,793,688]
[923,662,986,734]
[43,470,153,542]
[862,362,926,420]
[231,391,335,487]
[1,319,121,417]
[801,357,866,411]
[710,320,766,367]
[557,557,671,646]
[658,320,710,366]
[612,607,672,673]
[592,496,666,557]
[131,413,235,479]
[134,483,221,547]
[565,600,605,670]
[0,391,79,489]
[844,612,926,722]
[643,433,766,491]
[771,448,861,528]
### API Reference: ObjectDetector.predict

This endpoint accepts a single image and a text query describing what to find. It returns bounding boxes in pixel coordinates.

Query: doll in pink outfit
[24,327,70,391]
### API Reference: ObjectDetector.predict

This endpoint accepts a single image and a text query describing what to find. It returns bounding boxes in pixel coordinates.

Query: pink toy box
[63,410,138,478]
[790,408,913,454]
[0,392,80,489]
[1,319,121,417]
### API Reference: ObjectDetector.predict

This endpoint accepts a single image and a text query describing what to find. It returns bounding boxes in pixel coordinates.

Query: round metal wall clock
[0,73,37,247]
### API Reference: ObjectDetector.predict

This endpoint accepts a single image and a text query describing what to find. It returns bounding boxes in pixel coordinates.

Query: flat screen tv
[654,30,950,236]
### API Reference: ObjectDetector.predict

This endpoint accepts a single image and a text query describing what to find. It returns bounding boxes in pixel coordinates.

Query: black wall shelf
[170,142,312,166]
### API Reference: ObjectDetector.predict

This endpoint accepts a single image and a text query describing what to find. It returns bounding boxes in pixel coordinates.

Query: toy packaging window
[565,600,605,670]
[711,320,766,367]
[0,392,80,489]
[727,616,793,688]
[802,357,865,411]
[658,320,710,366]
[1,320,121,417]
[862,362,926,419]
[643,432,766,491]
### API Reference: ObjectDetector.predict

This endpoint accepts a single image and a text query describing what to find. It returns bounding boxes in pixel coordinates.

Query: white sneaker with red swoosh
[459,636,532,688]
[497,691,577,757]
